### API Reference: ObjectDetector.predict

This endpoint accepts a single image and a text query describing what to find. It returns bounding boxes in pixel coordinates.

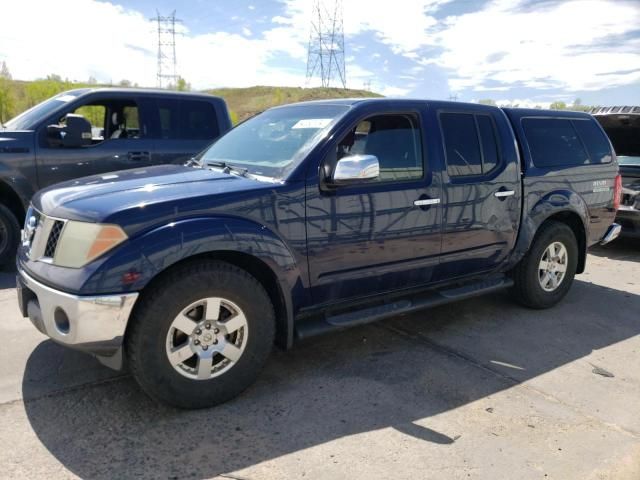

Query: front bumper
[17,268,138,370]
[600,222,622,245]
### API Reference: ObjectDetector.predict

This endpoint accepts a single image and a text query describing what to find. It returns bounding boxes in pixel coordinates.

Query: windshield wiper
[206,161,250,178]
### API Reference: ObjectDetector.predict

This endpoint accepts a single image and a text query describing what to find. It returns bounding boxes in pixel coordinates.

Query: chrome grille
[44,220,65,258]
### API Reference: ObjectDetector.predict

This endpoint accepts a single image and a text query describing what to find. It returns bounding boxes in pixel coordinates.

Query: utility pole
[305,0,346,89]
[449,94,459,102]
[154,10,182,88]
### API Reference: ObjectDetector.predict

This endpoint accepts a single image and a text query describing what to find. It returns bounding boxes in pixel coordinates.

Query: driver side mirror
[47,114,92,148]
[330,154,380,185]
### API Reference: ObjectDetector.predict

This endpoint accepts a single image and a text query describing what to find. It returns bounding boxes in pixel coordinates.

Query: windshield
[198,104,350,178]
[3,90,87,130]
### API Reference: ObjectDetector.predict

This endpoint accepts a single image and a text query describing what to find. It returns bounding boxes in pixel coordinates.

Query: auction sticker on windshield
[291,118,332,129]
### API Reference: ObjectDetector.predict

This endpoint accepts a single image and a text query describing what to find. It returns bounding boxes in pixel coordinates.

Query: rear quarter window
[522,117,611,168]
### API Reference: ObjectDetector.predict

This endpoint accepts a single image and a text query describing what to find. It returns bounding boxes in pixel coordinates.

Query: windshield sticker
[55,94,77,103]
[291,118,332,129]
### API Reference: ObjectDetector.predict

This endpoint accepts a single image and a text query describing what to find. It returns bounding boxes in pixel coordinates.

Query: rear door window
[441,113,482,177]
[155,99,218,140]
[522,118,589,167]
[440,112,501,177]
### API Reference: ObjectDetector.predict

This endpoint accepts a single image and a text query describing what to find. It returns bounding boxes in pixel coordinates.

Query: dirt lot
[0,239,639,480]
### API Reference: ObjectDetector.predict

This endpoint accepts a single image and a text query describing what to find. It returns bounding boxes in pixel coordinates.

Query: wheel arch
[511,190,589,273]
[132,251,292,350]
[0,179,27,223]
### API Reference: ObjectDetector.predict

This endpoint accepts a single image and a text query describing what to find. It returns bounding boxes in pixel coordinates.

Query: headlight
[54,221,128,268]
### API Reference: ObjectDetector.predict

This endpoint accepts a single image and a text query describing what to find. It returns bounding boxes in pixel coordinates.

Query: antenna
[154,10,182,88]
[305,0,346,89]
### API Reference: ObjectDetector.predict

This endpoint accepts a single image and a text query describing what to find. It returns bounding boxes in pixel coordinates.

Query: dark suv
[0,88,232,265]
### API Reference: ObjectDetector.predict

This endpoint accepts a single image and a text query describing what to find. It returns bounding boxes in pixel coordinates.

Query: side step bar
[295,276,513,340]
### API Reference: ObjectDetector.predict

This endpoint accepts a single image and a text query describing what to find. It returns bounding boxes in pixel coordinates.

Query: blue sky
[1,0,639,106]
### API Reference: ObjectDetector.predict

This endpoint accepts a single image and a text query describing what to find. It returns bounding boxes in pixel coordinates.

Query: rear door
[150,97,221,165]
[437,108,521,279]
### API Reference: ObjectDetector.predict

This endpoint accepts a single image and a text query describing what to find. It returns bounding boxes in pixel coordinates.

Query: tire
[0,204,20,270]
[126,260,275,409]
[511,221,578,309]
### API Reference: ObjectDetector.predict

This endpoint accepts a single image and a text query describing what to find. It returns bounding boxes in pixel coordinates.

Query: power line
[154,10,182,88]
[305,0,346,89]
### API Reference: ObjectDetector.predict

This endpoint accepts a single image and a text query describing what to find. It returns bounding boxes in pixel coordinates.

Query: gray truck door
[34,94,155,188]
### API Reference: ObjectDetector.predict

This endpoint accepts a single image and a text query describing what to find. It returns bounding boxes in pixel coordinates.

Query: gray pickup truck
[0,88,232,266]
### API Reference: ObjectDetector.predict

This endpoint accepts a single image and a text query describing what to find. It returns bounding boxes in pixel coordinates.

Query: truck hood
[33,164,274,229]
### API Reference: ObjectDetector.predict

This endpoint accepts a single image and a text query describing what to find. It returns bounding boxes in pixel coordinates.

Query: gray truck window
[157,99,218,140]
[441,113,482,177]
[571,120,612,164]
[338,114,423,182]
[522,118,589,167]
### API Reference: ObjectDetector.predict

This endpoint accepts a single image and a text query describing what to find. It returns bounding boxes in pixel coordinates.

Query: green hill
[0,75,381,125]
[206,85,382,123]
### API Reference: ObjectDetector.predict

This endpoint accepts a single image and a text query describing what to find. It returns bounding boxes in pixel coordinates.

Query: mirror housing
[330,154,380,185]
[47,114,92,148]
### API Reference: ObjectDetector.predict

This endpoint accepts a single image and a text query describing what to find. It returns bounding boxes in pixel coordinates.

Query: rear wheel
[126,260,275,409]
[0,204,20,270]
[512,221,578,309]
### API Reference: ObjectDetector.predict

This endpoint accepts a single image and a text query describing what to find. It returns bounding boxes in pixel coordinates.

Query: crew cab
[0,88,232,266]
[591,106,640,238]
[16,99,621,408]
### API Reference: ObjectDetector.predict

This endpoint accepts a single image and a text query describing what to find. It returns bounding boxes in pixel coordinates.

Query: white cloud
[427,0,640,92]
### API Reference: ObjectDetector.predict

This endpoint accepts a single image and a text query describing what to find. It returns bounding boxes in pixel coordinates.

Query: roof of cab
[64,87,224,101]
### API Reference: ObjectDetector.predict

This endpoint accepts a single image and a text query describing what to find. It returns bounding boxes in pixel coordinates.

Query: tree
[0,62,15,122]
[478,99,497,106]
[550,101,567,110]
[119,79,132,87]
[175,77,190,91]
[0,61,12,80]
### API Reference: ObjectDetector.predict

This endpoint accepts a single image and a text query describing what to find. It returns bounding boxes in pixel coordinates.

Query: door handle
[414,198,440,206]
[494,190,515,198]
[127,151,150,161]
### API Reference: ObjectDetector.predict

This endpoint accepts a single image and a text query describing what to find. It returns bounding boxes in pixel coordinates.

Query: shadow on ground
[590,237,640,261]
[21,275,640,479]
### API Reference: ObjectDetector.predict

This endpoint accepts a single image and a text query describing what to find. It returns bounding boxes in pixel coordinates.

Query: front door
[35,95,155,188]
[306,109,442,306]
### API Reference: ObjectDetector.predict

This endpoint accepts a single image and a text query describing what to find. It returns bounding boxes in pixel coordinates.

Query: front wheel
[511,221,578,309]
[126,260,275,409]
[0,204,20,270]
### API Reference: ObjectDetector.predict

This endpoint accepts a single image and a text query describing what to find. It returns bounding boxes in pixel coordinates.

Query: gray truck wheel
[0,204,20,269]
[512,221,578,309]
[126,260,275,409]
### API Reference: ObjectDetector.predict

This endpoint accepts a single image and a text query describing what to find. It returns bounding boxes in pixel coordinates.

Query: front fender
[510,189,588,267]
[81,217,307,327]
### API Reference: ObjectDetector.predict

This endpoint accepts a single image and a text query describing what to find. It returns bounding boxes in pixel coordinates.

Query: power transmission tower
[154,10,182,88]
[305,0,346,89]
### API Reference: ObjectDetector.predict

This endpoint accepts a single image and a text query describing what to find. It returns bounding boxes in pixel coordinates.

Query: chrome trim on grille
[22,206,68,262]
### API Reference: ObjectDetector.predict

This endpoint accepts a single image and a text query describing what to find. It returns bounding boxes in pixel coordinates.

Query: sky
[0,0,639,106]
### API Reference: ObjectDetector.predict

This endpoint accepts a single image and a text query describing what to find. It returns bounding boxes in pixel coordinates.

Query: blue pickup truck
[0,88,231,267]
[16,99,621,408]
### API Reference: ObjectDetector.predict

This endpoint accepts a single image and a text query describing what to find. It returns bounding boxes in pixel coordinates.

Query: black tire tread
[0,203,20,270]
[126,259,275,409]
[512,220,578,309]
